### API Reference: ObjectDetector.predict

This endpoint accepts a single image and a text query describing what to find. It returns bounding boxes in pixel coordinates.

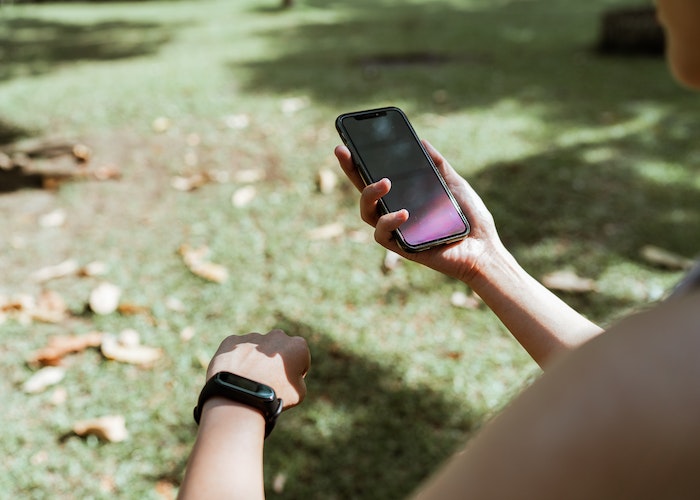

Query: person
[178,1,699,497]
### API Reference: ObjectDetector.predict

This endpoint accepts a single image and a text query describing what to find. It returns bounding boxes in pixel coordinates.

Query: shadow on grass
[237,0,699,279]
[236,0,672,115]
[0,17,173,81]
[475,133,700,264]
[160,315,477,500]
[0,118,31,146]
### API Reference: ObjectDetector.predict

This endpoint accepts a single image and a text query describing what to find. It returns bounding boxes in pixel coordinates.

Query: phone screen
[336,107,469,251]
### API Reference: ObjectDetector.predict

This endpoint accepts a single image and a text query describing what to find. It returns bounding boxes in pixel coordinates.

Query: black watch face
[218,372,275,400]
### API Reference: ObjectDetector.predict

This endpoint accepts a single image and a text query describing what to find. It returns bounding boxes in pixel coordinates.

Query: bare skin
[178,330,310,500]
[335,141,602,367]
[179,1,700,498]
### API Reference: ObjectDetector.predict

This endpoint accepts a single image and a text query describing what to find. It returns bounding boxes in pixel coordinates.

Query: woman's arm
[179,399,267,500]
[178,330,310,499]
[412,289,700,499]
[335,142,602,367]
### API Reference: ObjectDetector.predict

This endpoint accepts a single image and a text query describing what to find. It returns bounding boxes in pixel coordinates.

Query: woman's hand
[207,329,311,409]
[335,140,504,283]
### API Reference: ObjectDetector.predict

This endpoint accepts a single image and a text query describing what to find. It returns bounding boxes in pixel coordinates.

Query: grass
[1,0,699,498]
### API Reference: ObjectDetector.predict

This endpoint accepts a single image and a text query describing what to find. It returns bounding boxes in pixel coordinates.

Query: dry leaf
[281,96,309,114]
[155,480,177,500]
[101,332,162,366]
[224,113,250,130]
[89,282,122,315]
[31,259,80,283]
[272,472,287,494]
[91,164,121,181]
[382,250,402,273]
[450,290,481,309]
[152,117,170,133]
[179,245,229,283]
[316,168,338,194]
[165,296,185,312]
[232,185,257,207]
[172,173,209,192]
[80,261,108,277]
[307,222,344,241]
[72,415,128,443]
[542,269,597,293]
[232,168,264,183]
[32,289,68,323]
[38,209,67,228]
[640,245,694,270]
[180,326,196,342]
[28,332,103,366]
[22,366,66,394]
[72,144,92,163]
[117,303,151,316]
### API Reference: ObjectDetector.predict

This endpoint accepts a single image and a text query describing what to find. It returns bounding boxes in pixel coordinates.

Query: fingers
[374,210,409,248]
[359,178,391,225]
[334,145,365,192]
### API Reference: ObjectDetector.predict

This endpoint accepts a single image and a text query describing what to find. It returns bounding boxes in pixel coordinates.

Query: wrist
[199,397,267,436]
[462,238,517,287]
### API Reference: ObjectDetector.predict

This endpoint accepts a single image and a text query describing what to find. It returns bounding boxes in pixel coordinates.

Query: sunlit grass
[0,0,698,498]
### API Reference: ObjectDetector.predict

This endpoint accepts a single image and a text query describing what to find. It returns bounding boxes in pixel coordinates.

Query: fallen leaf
[640,245,694,270]
[72,143,92,163]
[231,185,257,207]
[171,173,209,192]
[38,209,66,228]
[32,289,68,323]
[28,332,103,366]
[155,480,177,500]
[101,332,162,366]
[117,303,151,316]
[89,282,122,315]
[118,328,141,347]
[382,250,402,273]
[22,366,66,394]
[281,96,309,114]
[79,261,108,277]
[450,290,481,309]
[50,387,68,405]
[307,222,344,241]
[273,472,287,494]
[91,164,121,181]
[232,168,264,183]
[180,326,196,342]
[152,117,170,133]
[165,296,185,312]
[542,269,597,293]
[72,415,128,443]
[223,113,250,130]
[31,259,80,283]
[179,245,229,283]
[316,168,338,194]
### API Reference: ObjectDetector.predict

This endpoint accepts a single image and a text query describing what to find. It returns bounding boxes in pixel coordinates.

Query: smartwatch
[193,372,283,438]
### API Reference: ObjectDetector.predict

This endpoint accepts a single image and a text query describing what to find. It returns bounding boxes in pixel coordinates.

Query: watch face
[218,372,275,400]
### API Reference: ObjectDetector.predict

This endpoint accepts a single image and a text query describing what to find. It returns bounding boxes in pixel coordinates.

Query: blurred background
[1,0,698,498]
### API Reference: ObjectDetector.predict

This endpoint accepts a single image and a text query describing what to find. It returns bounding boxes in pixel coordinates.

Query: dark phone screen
[340,109,468,248]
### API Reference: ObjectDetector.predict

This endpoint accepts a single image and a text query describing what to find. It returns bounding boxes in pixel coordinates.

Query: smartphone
[335,106,470,252]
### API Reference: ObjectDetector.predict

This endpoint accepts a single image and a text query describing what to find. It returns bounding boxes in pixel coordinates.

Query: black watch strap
[193,372,284,438]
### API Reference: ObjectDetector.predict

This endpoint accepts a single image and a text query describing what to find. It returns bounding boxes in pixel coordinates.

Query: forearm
[412,291,700,499]
[178,398,266,500]
[467,243,603,367]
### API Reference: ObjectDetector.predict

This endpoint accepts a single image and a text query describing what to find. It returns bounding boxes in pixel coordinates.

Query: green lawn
[1,0,698,498]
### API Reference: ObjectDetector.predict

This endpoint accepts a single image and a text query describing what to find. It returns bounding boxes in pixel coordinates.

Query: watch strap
[193,372,284,438]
